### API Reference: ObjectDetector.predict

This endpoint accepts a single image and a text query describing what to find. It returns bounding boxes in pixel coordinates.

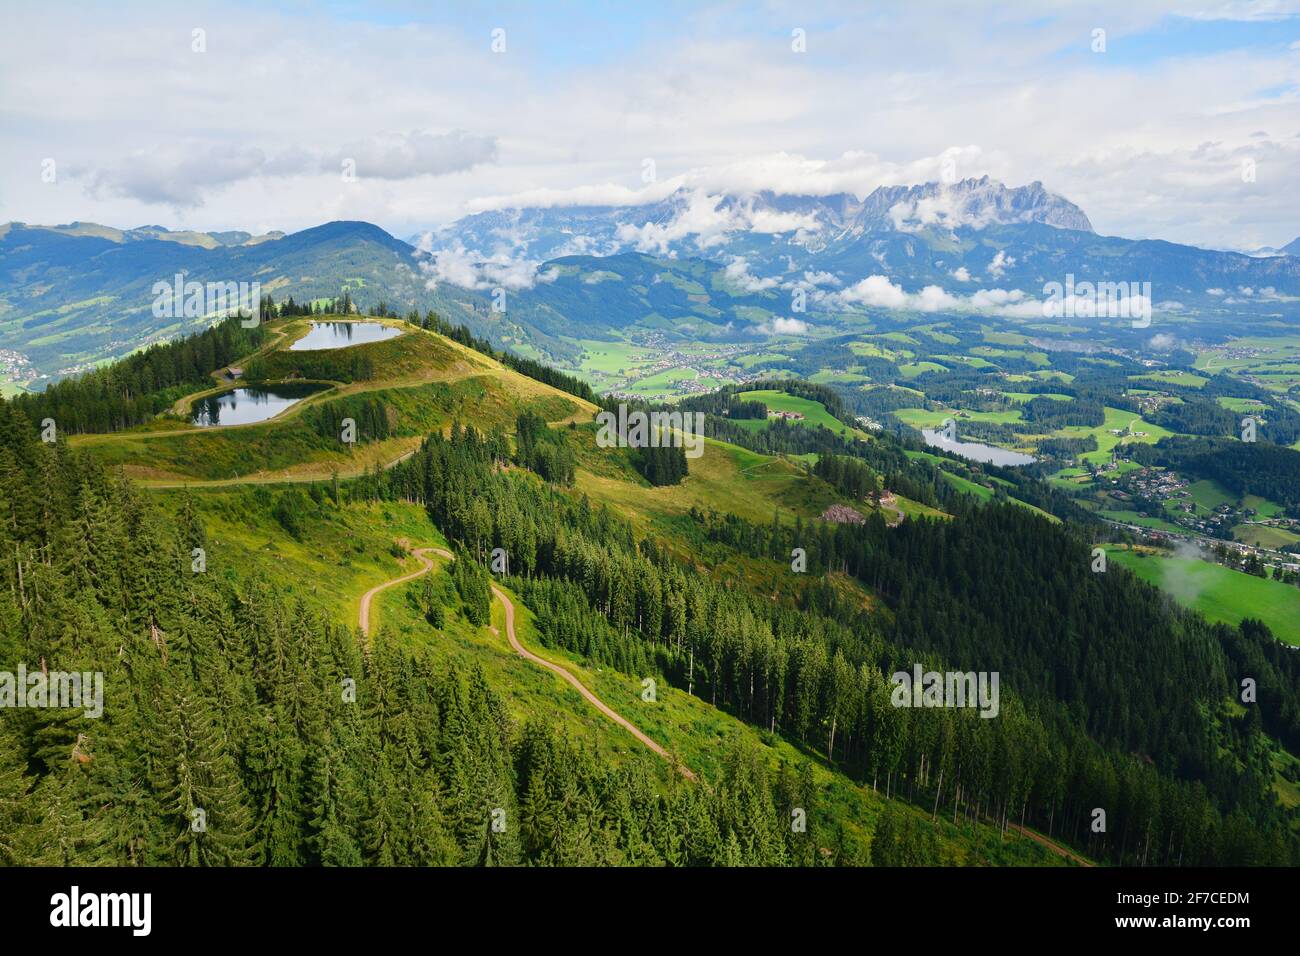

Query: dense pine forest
[514,411,577,486]
[369,424,1300,865]
[632,443,688,486]
[0,405,849,866]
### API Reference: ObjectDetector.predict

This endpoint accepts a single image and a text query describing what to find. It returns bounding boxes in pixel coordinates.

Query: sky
[3,0,1300,249]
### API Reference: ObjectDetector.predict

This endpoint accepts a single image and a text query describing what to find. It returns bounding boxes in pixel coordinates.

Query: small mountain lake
[190,383,330,427]
[922,429,1037,466]
[288,321,402,351]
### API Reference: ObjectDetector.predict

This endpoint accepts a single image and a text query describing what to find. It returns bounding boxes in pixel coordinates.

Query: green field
[575,338,646,375]
[809,369,872,384]
[1004,391,1072,403]
[893,406,1025,428]
[897,361,947,379]
[1056,406,1174,464]
[1132,370,1208,388]
[1216,396,1267,413]
[1111,551,1300,645]
[931,353,995,369]
[1186,479,1235,511]
[734,389,870,439]
[1234,523,1300,550]
[736,351,793,369]
[940,470,993,500]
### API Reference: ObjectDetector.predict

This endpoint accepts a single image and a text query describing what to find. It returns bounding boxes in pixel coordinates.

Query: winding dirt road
[1007,822,1093,867]
[361,547,694,780]
[358,546,443,635]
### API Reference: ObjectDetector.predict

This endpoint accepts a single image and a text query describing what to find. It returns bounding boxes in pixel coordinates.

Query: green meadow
[1111,550,1300,646]
[734,389,871,439]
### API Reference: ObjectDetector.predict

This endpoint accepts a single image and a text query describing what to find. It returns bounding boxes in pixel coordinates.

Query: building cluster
[0,348,33,383]
[598,334,756,400]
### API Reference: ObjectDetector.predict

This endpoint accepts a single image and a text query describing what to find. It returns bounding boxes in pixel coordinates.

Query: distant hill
[0,220,514,381]
[7,179,1300,385]
[0,220,777,382]
[0,220,286,249]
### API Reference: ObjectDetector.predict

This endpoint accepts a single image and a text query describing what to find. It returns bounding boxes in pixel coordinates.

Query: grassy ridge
[70,319,593,482]
[78,377,569,481]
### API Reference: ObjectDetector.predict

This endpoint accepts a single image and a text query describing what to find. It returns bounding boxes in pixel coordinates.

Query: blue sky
[1056,11,1300,63]
[274,0,1300,67]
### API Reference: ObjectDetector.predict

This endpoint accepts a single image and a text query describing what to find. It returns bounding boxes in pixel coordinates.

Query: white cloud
[913,285,960,311]
[615,190,740,252]
[82,142,274,208]
[950,266,972,281]
[419,242,481,289]
[724,256,779,292]
[747,207,822,235]
[1182,1,1300,22]
[76,131,493,210]
[839,275,911,309]
[802,270,842,287]
[1042,290,1153,320]
[987,250,1015,278]
[967,287,1026,308]
[758,317,811,335]
[324,130,496,181]
[834,275,1075,317]
[415,238,557,291]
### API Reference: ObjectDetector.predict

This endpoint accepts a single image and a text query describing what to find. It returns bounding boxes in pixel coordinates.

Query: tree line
[514,411,576,486]
[9,314,265,434]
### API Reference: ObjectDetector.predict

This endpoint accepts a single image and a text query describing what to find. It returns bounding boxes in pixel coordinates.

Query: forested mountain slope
[3,306,1298,867]
[0,404,1065,865]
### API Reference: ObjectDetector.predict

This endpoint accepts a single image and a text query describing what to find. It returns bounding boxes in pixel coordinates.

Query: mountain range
[3,177,1299,384]
[429,176,1096,259]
